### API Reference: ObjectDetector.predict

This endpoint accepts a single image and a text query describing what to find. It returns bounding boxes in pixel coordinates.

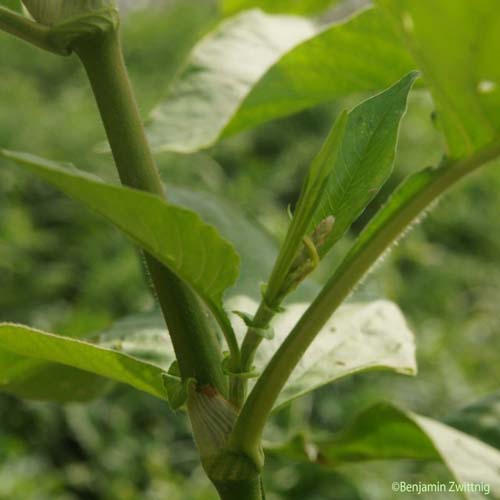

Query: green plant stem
[229,303,273,406]
[213,478,264,500]
[239,305,274,368]
[74,29,227,394]
[229,141,500,461]
[236,115,347,404]
[0,6,61,54]
[238,206,315,376]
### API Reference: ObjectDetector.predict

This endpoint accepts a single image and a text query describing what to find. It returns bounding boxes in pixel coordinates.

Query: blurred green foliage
[0,1,499,499]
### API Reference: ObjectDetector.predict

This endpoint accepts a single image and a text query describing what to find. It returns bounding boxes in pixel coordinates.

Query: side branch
[228,141,500,461]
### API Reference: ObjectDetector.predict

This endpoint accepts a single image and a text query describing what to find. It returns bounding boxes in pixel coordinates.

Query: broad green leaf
[0,330,110,402]
[378,0,500,158]
[223,0,336,16]
[147,6,414,153]
[444,392,500,450]
[230,297,416,409]
[96,312,175,370]
[266,403,500,499]
[0,186,278,402]
[0,351,110,402]
[303,71,417,256]
[168,187,277,299]
[1,150,240,314]
[0,312,173,403]
[0,323,167,400]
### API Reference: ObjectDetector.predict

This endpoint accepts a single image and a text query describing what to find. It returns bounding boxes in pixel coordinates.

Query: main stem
[74,29,226,394]
[213,479,264,500]
[72,27,265,499]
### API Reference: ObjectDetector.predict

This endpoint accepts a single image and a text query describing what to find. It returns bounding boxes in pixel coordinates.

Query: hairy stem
[229,141,500,460]
[74,29,226,394]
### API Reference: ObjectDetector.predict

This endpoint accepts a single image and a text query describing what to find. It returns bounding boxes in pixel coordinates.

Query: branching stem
[229,141,500,461]
[0,6,59,53]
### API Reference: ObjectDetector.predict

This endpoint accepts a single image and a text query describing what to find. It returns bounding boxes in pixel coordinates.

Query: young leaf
[444,392,500,450]
[0,323,167,400]
[378,0,500,158]
[1,150,240,315]
[262,110,348,303]
[232,297,416,410]
[262,72,416,305]
[310,71,418,255]
[147,6,414,153]
[266,403,500,499]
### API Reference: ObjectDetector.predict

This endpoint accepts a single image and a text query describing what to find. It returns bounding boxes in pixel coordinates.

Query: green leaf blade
[229,297,416,410]
[148,9,318,153]
[267,403,500,499]
[309,71,418,256]
[167,187,278,299]
[265,72,416,304]
[147,6,414,153]
[0,352,110,402]
[444,392,500,450]
[78,297,415,409]
[378,0,500,158]
[1,150,240,309]
[0,323,167,400]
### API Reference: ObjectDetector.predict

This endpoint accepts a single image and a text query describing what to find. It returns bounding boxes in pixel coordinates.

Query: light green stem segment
[213,478,264,500]
[229,141,500,462]
[0,6,58,53]
[74,29,227,394]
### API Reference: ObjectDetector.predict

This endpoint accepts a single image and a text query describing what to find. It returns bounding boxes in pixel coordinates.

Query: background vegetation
[1,1,499,498]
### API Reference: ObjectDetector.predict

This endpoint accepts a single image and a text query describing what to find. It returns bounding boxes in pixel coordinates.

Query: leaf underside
[266,403,500,500]
[378,0,500,158]
[0,323,167,400]
[0,298,415,404]
[147,6,414,153]
[444,391,500,450]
